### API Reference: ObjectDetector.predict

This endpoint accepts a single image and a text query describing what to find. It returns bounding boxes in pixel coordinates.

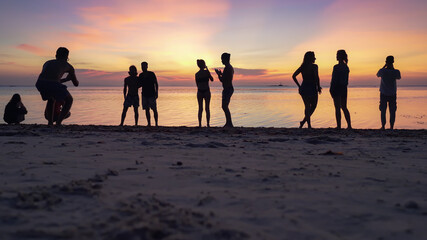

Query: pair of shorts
[124,95,139,108]
[379,94,397,111]
[142,96,157,110]
[222,88,234,106]
[36,81,70,101]
[197,90,211,100]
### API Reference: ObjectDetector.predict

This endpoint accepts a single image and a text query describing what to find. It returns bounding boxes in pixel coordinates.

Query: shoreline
[1,124,426,239]
[1,123,426,135]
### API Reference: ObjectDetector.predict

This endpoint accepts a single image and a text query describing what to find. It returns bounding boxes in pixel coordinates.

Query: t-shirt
[331,63,349,87]
[377,68,401,96]
[221,65,234,89]
[139,71,158,97]
[195,70,212,91]
[124,75,140,96]
[37,59,74,83]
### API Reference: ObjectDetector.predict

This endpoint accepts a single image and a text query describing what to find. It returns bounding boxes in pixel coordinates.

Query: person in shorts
[120,65,141,126]
[377,55,401,130]
[139,62,159,126]
[35,47,79,125]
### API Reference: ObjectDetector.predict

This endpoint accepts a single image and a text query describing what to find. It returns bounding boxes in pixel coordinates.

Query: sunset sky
[0,0,426,86]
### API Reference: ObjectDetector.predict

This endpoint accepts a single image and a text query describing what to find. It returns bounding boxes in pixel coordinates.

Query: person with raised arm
[215,53,234,128]
[377,56,401,130]
[292,51,322,129]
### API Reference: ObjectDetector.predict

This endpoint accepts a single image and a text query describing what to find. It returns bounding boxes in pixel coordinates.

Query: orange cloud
[15,44,46,56]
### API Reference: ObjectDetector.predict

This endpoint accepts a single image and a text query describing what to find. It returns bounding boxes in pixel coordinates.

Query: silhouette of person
[35,47,79,125]
[292,51,322,129]
[330,50,352,129]
[215,53,234,127]
[139,62,158,127]
[377,56,401,130]
[3,94,27,124]
[195,59,214,127]
[120,65,141,126]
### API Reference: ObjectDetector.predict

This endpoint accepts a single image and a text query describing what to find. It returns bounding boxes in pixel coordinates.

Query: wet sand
[0,124,426,239]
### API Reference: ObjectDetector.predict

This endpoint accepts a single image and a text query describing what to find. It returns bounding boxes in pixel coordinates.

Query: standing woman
[292,51,322,128]
[330,50,352,129]
[195,59,214,127]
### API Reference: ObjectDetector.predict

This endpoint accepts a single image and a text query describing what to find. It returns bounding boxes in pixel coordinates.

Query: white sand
[0,125,426,239]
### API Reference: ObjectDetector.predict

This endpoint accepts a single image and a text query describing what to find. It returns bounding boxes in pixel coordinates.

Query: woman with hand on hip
[292,51,322,129]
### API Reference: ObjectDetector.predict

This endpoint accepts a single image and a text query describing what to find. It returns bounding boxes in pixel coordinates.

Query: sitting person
[3,94,27,124]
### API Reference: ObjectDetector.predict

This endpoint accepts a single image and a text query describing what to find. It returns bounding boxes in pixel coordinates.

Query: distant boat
[268,82,287,87]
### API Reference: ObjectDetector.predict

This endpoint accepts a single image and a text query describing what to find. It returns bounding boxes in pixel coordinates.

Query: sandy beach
[0,124,426,239]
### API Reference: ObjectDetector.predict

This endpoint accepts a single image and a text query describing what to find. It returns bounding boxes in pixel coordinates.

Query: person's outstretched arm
[66,66,79,86]
[215,69,223,82]
[207,68,214,81]
[292,67,302,88]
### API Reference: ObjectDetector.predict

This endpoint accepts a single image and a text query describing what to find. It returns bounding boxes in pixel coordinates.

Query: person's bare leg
[390,107,396,130]
[145,109,151,126]
[205,95,211,127]
[133,106,139,126]
[46,99,55,125]
[333,97,341,129]
[197,95,203,127]
[222,103,233,127]
[120,106,128,126]
[308,95,318,129]
[301,96,311,128]
[381,109,386,130]
[153,109,158,127]
[56,95,73,125]
[341,95,352,129]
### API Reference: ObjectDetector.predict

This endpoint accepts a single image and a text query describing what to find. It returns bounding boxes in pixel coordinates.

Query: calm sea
[0,86,426,129]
